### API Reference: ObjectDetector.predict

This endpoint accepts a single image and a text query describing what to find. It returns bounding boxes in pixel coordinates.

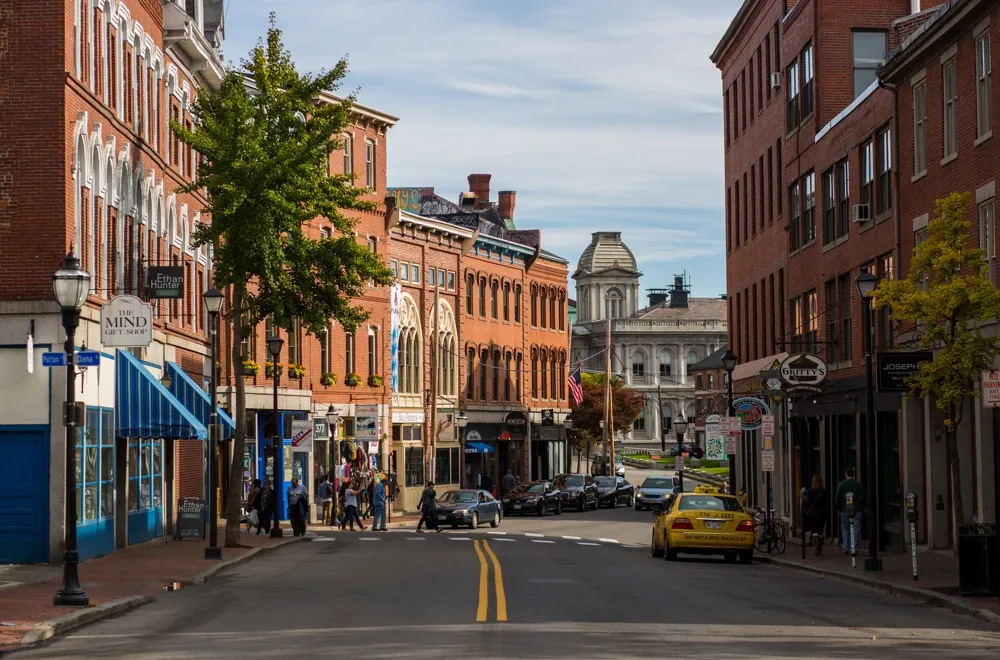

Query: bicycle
[750,507,786,554]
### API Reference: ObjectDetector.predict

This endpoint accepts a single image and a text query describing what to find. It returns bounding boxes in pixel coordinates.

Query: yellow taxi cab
[650,485,754,564]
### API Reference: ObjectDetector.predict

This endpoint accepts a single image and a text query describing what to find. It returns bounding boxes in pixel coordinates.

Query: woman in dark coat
[803,474,828,555]
[255,478,274,535]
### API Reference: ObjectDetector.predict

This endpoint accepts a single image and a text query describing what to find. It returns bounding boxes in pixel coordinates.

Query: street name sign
[77,351,100,367]
[42,352,66,367]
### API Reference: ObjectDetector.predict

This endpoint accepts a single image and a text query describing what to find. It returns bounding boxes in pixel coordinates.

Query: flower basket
[320,372,337,387]
[265,361,283,379]
[368,374,384,388]
[242,359,261,376]
[345,372,362,388]
[289,363,307,379]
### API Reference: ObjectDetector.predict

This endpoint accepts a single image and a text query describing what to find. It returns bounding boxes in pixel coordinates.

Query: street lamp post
[562,415,574,474]
[52,251,91,607]
[326,404,340,523]
[674,415,688,492]
[855,269,882,572]
[266,335,284,538]
[456,411,469,487]
[598,419,605,476]
[203,288,224,560]
[721,349,738,495]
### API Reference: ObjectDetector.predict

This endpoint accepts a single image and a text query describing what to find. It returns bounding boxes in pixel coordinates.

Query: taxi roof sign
[693,485,720,494]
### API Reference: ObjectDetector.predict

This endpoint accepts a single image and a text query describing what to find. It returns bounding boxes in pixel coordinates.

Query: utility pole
[429,280,440,484]
[605,317,615,476]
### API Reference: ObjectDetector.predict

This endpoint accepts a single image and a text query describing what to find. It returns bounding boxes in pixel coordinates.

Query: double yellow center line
[472,539,507,622]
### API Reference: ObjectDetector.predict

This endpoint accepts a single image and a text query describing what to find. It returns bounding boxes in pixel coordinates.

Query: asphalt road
[12,523,1000,659]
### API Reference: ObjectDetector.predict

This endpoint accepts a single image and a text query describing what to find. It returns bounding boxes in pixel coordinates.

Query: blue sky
[222,0,742,299]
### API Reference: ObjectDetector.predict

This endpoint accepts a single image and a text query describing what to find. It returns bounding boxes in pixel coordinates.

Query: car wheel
[555,501,562,515]
[591,496,599,511]
[628,493,635,507]
[651,530,664,558]
[724,551,738,563]
[537,502,545,516]
[665,534,678,561]
[739,550,754,564]
[578,496,586,511]
[612,496,619,509]
[469,512,478,529]
[490,511,501,528]
[450,523,458,529]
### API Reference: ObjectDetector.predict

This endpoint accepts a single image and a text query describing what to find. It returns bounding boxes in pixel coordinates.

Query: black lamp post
[721,349,738,494]
[53,251,91,607]
[562,414,573,475]
[267,335,284,538]
[326,404,340,521]
[203,288,224,560]
[456,411,469,487]
[855,269,882,572]
[674,414,688,491]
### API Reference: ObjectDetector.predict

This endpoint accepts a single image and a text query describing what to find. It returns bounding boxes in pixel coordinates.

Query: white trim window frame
[913,80,927,175]
[942,57,958,159]
[981,199,996,284]
[976,29,992,140]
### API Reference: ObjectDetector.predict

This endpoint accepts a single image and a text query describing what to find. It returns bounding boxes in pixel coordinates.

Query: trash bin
[957,523,999,596]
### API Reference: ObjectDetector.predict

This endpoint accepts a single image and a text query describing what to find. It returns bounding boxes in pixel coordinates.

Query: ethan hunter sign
[877,351,932,392]
[100,295,153,347]
[145,266,184,299]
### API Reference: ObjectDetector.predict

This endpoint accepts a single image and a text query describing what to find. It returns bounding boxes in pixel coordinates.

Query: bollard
[905,492,919,581]
[845,491,856,569]
[800,486,808,560]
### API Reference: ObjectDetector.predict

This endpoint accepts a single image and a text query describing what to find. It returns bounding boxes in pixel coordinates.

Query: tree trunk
[224,286,247,547]
[946,403,965,541]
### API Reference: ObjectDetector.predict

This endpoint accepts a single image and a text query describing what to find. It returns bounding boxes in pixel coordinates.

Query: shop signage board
[733,397,770,430]
[759,360,785,403]
[291,419,314,452]
[541,409,555,425]
[392,411,425,424]
[779,353,827,394]
[356,404,379,440]
[505,411,528,432]
[101,295,153,347]
[982,370,1000,407]
[878,351,932,393]
[761,450,775,472]
[705,414,725,460]
[313,418,329,440]
[177,498,206,540]
[145,266,184,299]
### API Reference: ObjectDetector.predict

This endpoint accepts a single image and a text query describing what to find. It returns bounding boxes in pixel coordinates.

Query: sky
[221,0,742,299]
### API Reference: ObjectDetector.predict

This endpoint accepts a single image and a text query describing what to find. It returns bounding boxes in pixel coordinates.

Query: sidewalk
[758,539,1000,623]
[0,528,302,651]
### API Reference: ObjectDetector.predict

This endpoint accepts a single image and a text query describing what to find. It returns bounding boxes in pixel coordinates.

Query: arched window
[503,282,510,321]
[430,300,458,396]
[465,273,474,315]
[531,348,539,398]
[515,353,523,400]
[549,287,557,330]
[687,350,699,368]
[396,295,422,394]
[631,349,647,378]
[492,351,501,401]
[558,290,566,331]
[466,347,475,398]
[478,277,486,317]
[606,287,624,319]
[490,280,499,319]
[659,349,674,379]
[559,351,567,400]
[504,351,512,401]
[479,348,489,401]
[540,287,548,328]
[514,284,522,323]
[540,351,549,400]
[73,134,87,260]
[531,284,538,326]
[549,349,557,399]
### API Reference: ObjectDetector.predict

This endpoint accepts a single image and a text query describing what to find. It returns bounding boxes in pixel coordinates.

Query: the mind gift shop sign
[100,295,154,348]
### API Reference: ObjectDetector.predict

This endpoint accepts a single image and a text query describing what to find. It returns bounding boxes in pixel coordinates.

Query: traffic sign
[77,351,100,367]
[42,352,66,367]
[762,414,775,437]
[761,449,775,472]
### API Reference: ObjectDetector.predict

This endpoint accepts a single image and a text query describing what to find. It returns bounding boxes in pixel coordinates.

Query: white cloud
[223,0,741,296]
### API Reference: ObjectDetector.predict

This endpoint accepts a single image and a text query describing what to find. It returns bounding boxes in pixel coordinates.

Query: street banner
[390,284,402,392]
[356,404,379,440]
[291,419,314,452]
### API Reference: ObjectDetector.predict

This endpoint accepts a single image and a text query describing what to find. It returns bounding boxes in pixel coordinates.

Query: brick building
[0,0,226,562]
[689,346,732,446]
[880,0,999,547]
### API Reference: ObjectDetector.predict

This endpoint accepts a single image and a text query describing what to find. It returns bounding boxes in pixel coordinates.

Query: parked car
[501,481,563,516]
[669,443,704,459]
[591,455,626,478]
[554,473,599,511]
[436,489,502,529]
[595,476,635,508]
[635,475,681,511]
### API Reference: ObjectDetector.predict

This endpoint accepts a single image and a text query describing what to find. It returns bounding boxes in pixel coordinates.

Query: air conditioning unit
[770,72,782,91]
[852,204,871,223]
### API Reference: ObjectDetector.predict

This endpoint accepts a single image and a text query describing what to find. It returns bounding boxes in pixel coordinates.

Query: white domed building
[571,232,727,448]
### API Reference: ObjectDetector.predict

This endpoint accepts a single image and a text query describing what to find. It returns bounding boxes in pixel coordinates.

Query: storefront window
[127,437,162,512]
[405,447,424,486]
[435,448,450,484]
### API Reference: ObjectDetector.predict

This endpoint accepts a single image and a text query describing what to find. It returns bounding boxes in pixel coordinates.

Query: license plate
[705,520,723,529]
[437,516,447,521]
[513,504,521,510]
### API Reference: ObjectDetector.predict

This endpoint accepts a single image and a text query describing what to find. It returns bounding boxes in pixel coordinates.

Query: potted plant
[368,374,384,388]
[265,361,283,379]
[242,359,261,376]
[345,372,362,388]
[320,372,337,387]
[289,363,307,379]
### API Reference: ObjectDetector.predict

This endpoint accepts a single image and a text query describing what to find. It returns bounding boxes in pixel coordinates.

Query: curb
[193,536,306,585]
[756,555,1000,624]
[20,595,154,647]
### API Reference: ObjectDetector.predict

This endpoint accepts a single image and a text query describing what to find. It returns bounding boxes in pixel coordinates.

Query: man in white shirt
[340,480,366,531]
[287,478,310,537]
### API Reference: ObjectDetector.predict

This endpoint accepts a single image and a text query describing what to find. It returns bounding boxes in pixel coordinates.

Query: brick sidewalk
[0,527,287,651]
[763,538,1000,619]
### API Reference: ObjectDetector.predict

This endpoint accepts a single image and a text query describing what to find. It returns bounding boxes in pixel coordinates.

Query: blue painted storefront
[256,411,309,520]
[0,425,50,564]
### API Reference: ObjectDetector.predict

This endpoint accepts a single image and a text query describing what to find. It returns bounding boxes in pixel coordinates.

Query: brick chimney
[468,173,491,209]
[498,191,516,220]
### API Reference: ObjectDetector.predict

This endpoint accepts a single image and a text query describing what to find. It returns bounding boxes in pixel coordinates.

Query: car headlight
[636,493,644,498]
[454,509,468,515]
[502,498,510,503]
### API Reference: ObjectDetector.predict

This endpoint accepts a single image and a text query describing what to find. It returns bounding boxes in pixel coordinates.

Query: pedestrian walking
[318,475,334,525]
[835,468,864,555]
[256,478,274,535]
[287,478,310,537]
[416,481,441,533]
[246,479,263,533]
[372,477,388,531]
[481,474,494,498]
[803,474,828,556]
[340,480,366,531]
[502,470,516,496]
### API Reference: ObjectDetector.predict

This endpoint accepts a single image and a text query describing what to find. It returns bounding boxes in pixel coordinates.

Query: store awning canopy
[116,350,208,440]
[165,362,237,440]
[464,441,494,454]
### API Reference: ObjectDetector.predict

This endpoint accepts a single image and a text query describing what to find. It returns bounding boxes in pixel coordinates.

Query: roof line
[879,0,970,80]
[710,0,757,65]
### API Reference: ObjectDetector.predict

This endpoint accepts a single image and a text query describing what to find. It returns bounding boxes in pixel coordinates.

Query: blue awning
[165,362,237,440]
[116,350,208,440]
[464,441,494,454]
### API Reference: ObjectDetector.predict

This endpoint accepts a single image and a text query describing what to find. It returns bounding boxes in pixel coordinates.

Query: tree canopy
[570,372,645,442]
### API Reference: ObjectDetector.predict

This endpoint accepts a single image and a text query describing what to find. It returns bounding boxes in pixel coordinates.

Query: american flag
[569,366,584,406]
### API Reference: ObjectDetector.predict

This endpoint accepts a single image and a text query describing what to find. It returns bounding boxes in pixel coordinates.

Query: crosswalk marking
[532,540,556,544]
[598,538,619,544]
[577,542,601,546]
[359,537,380,541]
[524,532,544,538]
[562,535,581,540]
[492,538,517,542]
[487,531,507,535]
[311,538,336,542]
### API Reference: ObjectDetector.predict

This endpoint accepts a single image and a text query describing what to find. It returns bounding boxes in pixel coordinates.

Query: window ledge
[941,152,958,167]
[822,240,838,253]
[975,131,993,147]
[875,210,892,224]
[836,233,849,246]
[911,170,927,183]
[858,220,875,234]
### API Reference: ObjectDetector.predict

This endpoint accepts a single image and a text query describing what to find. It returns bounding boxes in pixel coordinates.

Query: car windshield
[641,477,674,489]
[595,477,616,487]
[439,491,477,504]
[525,483,546,494]
[555,475,584,487]
[677,495,742,512]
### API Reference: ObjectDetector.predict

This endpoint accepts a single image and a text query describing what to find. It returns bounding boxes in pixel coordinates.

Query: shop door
[0,426,49,563]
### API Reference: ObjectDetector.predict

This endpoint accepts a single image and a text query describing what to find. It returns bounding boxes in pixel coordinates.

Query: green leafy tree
[173,16,394,546]
[874,192,1000,527]
[570,372,645,442]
